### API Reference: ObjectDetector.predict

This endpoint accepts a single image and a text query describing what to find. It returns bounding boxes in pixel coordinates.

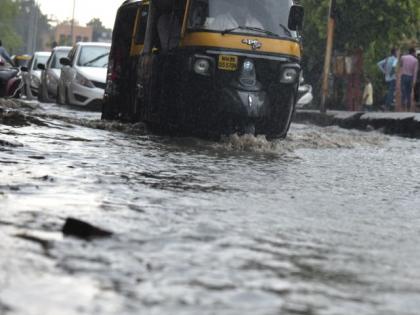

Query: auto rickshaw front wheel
[258,93,296,139]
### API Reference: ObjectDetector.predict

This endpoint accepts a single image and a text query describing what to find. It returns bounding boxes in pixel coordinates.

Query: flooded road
[1,101,419,315]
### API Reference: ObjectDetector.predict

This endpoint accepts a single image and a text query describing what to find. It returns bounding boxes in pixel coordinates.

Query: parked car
[57,42,110,109]
[21,51,50,99]
[38,46,72,102]
[296,75,313,109]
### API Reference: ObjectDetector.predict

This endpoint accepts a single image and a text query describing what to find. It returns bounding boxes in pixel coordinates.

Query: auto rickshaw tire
[262,93,296,139]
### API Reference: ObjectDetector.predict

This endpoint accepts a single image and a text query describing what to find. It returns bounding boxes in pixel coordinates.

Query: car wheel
[57,84,65,105]
[25,83,32,100]
[65,87,71,105]
[38,83,45,102]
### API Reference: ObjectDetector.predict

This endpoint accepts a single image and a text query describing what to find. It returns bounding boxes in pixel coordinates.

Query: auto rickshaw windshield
[188,0,296,38]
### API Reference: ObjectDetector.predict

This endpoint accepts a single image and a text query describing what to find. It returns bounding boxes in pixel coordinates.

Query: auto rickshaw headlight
[243,60,254,72]
[280,68,298,84]
[239,59,256,87]
[194,59,210,76]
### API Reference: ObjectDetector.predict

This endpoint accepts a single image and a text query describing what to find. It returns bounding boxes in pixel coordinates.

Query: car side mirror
[60,57,71,66]
[21,66,29,72]
[288,5,304,31]
[37,63,45,70]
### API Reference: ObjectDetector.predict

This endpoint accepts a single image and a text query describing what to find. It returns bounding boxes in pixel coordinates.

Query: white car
[57,42,110,109]
[296,75,313,109]
[38,46,72,102]
[21,51,50,99]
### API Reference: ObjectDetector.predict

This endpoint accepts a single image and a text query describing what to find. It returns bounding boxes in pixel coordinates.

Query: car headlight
[194,58,210,76]
[280,67,299,84]
[47,72,59,85]
[75,72,95,88]
[31,75,41,86]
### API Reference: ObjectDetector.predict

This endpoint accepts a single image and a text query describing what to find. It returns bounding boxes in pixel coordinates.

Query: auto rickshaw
[102,0,304,138]
[12,54,31,68]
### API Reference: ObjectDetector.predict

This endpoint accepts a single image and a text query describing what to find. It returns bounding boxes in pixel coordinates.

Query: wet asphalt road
[0,100,419,315]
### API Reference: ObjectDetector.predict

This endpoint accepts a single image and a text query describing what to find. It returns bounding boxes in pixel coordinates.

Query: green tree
[0,0,23,52]
[87,18,112,42]
[301,0,420,105]
[13,0,52,54]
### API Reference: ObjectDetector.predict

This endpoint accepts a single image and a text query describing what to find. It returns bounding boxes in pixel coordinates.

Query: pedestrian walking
[377,48,398,111]
[414,52,420,108]
[362,77,374,112]
[399,47,418,112]
[0,40,14,66]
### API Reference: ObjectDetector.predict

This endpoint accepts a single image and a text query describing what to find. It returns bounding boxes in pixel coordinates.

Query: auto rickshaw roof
[14,55,31,60]
[120,0,144,7]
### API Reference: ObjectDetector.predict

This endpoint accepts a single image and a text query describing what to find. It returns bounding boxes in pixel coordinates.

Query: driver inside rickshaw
[208,0,263,31]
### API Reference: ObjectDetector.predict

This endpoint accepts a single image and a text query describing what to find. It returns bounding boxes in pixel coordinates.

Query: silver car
[57,42,110,109]
[21,51,50,99]
[38,46,72,102]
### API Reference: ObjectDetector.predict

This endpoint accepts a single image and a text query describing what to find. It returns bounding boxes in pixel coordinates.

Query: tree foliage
[87,18,112,42]
[0,0,22,52]
[14,0,52,53]
[301,0,420,101]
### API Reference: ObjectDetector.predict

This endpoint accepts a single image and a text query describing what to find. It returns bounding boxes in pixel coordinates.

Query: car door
[24,56,35,94]
[45,53,55,94]
[61,47,77,90]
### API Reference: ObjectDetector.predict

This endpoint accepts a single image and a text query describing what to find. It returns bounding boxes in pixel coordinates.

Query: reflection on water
[1,101,420,315]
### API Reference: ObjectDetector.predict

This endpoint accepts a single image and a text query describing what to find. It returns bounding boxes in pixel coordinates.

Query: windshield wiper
[279,24,292,37]
[83,52,110,66]
[221,26,280,38]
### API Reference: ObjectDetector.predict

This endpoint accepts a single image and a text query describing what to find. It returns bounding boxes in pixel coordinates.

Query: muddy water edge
[1,100,420,315]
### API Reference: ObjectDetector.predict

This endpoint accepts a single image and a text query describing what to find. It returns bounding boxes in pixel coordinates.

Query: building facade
[55,22,93,46]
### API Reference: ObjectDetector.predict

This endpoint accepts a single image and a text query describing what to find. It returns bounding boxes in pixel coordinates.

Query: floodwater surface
[1,101,419,315]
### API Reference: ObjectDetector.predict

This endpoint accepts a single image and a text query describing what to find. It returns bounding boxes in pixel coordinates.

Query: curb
[294,110,420,139]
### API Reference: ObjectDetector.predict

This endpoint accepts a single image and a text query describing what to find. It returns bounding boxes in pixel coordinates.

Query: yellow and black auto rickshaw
[102,0,304,138]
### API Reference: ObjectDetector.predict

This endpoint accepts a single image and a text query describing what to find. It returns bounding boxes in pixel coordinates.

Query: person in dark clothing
[0,40,14,66]
[415,53,420,106]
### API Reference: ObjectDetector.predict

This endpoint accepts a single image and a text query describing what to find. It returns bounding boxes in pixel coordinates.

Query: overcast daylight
[1,0,420,315]
[37,0,122,28]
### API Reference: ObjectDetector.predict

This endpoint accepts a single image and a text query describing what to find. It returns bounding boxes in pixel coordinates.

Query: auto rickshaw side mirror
[37,63,45,71]
[21,66,29,72]
[288,5,304,31]
[60,57,71,67]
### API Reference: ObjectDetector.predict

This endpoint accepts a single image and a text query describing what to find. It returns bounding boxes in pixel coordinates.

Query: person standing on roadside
[362,77,374,112]
[377,48,398,111]
[0,40,14,66]
[414,52,420,108]
[399,47,418,112]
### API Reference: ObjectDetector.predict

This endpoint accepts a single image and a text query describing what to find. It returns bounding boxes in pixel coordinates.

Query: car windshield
[51,49,71,69]
[188,0,296,37]
[32,55,49,70]
[77,46,110,68]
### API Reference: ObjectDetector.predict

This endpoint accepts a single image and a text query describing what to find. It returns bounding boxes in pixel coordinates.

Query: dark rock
[0,300,12,313]
[62,217,113,240]
[0,139,23,147]
[37,175,54,182]
[29,156,46,160]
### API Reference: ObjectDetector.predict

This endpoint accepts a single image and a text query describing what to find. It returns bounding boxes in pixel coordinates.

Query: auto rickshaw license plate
[218,55,238,71]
